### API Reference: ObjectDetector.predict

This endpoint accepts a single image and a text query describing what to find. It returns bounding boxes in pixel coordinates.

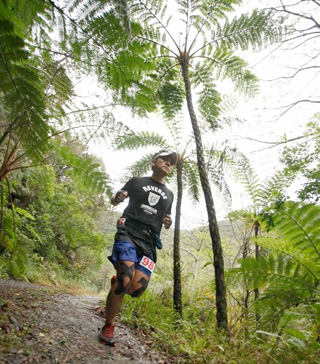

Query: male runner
[99,149,177,346]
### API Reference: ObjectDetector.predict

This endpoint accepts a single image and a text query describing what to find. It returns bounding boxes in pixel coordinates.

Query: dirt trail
[0,279,169,364]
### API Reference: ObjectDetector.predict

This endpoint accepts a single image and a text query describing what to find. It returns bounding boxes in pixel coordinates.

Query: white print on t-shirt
[140,204,157,215]
[139,256,155,273]
[148,192,160,206]
[142,185,168,200]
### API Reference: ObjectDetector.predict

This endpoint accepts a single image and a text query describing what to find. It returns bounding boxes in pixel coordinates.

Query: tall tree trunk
[243,237,250,338]
[180,58,228,331]
[173,159,183,317]
[254,220,260,323]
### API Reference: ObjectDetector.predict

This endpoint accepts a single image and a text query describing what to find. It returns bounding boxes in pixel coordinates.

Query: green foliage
[281,115,320,202]
[157,81,185,120]
[113,131,169,151]
[192,64,222,128]
[0,3,50,162]
[124,153,156,179]
[0,0,115,198]
[229,201,320,339]
[183,160,201,202]
[214,10,283,51]
[231,152,292,216]
[54,140,111,195]
[119,265,319,363]
[0,161,112,288]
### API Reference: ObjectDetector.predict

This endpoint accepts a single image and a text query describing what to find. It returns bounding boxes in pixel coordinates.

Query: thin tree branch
[188,0,219,55]
[138,0,180,54]
[278,1,320,28]
[64,104,122,115]
[234,134,306,146]
[136,35,178,57]
[264,66,320,81]
[274,99,320,120]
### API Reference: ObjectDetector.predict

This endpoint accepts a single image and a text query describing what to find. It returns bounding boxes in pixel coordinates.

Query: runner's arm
[163,214,172,229]
[111,190,128,206]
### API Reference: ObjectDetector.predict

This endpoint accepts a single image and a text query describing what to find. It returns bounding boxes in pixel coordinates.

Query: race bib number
[139,256,155,273]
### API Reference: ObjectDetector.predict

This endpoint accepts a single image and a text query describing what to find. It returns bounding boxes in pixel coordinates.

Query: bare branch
[277,1,320,28]
[274,99,320,120]
[64,104,123,115]
[234,134,306,146]
[264,66,320,81]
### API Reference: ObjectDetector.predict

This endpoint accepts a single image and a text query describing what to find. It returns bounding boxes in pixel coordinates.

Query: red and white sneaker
[99,323,116,347]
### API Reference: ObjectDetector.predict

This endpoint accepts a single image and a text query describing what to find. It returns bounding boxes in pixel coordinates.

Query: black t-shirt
[120,176,174,235]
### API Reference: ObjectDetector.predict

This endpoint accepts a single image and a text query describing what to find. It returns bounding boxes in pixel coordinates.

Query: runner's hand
[163,214,172,229]
[114,190,128,203]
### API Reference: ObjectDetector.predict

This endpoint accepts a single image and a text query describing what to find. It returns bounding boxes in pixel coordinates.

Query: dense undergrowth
[0,162,116,295]
[0,254,107,295]
[120,280,320,364]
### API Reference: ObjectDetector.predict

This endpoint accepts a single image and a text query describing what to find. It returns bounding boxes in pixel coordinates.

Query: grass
[119,284,320,364]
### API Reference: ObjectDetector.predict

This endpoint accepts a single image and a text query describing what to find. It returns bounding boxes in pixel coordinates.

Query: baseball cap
[153,149,178,165]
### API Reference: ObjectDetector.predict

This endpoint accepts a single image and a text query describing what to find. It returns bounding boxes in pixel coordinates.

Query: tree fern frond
[198,47,259,97]
[54,142,111,195]
[113,131,169,150]
[270,202,320,263]
[123,153,154,180]
[157,81,185,119]
[227,201,320,331]
[228,151,261,208]
[214,10,284,52]
[258,171,291,204]
[257,236,319,281]
[43,60,74,106]
[192,64,222,127]
[162,113,185,146]
[183,159,201,202]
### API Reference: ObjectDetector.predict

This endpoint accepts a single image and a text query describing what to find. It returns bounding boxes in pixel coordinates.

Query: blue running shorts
[109,241,155,277]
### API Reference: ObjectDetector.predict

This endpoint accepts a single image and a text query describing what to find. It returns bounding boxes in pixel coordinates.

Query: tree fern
[192,64,222,128]
[230,201,320,332]
[157,82,185,119]
[123,153,155,180]
[183,159,201,202]
[260,202,320,276]
[53,141,111,195]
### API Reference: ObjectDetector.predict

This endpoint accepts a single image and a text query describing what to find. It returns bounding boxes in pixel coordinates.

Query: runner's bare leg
[105,261,135,324]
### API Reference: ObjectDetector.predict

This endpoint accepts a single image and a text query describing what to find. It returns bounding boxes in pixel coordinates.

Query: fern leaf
[54,143,111,195]
[113,131,169,150]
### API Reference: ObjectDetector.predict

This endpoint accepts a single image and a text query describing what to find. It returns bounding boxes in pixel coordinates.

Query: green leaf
[14,206,36,221]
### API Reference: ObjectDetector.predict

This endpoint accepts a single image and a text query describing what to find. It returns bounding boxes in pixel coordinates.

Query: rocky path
[0,279,170,364]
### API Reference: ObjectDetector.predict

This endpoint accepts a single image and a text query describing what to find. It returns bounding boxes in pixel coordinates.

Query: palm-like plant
[97,0,284,330]
[228,155,294,327]
[113,118,199,318]
[0,1,112,193]
[112,118,242,317]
